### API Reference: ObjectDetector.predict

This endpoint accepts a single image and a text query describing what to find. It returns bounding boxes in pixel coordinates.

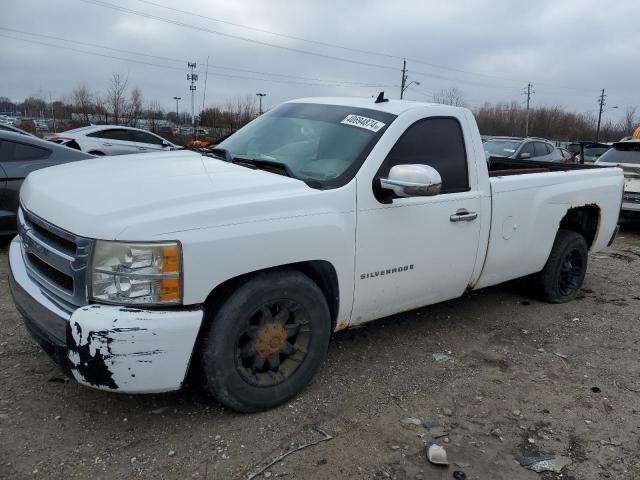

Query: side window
[534,142,549,157]
[98,129,132,141]
[549,148,563,161]
[379,117,469,194]
[132,131,164,145]
[0,140,51,161]
[519,142,535,158]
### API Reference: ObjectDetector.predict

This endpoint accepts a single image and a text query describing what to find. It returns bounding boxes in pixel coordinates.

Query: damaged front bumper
[8,237,203,394]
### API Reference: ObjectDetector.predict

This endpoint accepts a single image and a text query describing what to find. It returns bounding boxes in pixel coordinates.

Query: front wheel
[200,270,331,412]
[533,229,588,303]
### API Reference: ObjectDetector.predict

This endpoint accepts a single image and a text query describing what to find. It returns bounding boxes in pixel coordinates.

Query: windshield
[216,103,396,188]
[597,143,640,165]
[484,140,522,156]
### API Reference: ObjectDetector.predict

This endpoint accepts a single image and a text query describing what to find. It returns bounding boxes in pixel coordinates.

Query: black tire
[88,150,105,156]
[200,270,331,412]
[533,229,588,303]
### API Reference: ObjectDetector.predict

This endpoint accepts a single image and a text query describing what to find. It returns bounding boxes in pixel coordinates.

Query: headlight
[90,241,182,306]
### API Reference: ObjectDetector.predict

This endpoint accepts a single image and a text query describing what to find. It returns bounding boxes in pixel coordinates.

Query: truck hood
[20,150,316,239]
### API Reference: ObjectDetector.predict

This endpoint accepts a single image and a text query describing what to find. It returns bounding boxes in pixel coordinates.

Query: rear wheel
[533,229,588,303]
[200,270,331,412]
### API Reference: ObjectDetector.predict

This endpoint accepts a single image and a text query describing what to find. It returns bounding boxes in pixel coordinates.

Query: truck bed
[474,159,623,290]
[487,157,603,177]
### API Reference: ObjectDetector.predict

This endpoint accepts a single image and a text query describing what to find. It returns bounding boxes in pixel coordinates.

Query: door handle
[450,209,478,222]
[102,143,112,146]
[137,147,147,150]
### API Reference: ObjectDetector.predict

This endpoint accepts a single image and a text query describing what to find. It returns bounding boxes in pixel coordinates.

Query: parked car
[0,123,34,136]
[577,142,611,163]
[0,131,93,235]
[595,140,640,215]
[156,125,174,136]
[47,125,177,156]
[14,119,37,135]
[550,147,578,164]
[10,97,623,412]
[483,136,557,162]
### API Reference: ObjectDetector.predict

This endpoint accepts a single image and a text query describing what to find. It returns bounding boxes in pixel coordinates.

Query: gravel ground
[1,225,639,480]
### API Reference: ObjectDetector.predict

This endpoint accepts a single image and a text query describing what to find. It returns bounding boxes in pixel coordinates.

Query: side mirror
[162,141,171,148]
[519,152,531,159]
[380,164,442,198]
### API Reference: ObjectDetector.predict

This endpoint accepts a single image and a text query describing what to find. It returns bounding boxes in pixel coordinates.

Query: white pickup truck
[9,96,623,412]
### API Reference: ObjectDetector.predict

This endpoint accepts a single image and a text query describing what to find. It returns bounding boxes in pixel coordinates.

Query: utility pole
[49,92,56,133]
[400,59,407,100]
[187,62,198,139]
[173,96,181,127]
[524,82,534,137]
[256,93,266,115]
[596,88,606,142]
[399,59,420,99]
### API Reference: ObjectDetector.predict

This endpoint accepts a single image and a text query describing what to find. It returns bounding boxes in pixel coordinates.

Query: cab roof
[286,96,460,116]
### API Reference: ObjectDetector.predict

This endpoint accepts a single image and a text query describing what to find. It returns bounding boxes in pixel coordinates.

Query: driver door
[351,113,482,324]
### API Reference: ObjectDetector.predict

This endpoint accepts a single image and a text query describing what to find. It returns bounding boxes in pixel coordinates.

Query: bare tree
[433,87,467,107]
[624,106,638,134]
[146,100,163,132]
[105,73,128,125]
[127,86,143,127]
[72,84,94,124]
[473,102,626,141]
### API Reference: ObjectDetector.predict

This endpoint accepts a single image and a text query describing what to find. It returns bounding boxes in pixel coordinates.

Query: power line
[129,0,594,92]
[71,0,603,95]
[0,33,399,89]
[0,27,390,87]
[76,0,401,72]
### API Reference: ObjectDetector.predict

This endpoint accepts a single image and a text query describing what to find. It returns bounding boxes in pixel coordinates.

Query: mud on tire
[532,229,588,303]
[200,269,331,412]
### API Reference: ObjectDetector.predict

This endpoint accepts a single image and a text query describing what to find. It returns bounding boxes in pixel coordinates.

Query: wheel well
[88,150,105,156]
[202,261,340,331]
[559,205,600,249]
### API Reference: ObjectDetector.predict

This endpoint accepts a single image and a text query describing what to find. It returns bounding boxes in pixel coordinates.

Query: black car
[0,131,93,235]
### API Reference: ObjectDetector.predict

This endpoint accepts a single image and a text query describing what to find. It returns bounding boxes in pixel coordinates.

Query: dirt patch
[1,226,640,479]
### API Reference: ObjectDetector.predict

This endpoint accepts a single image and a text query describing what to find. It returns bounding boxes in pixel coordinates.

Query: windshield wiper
[230,156,296,179]
[204,151,323,188]
[206,147,234,161]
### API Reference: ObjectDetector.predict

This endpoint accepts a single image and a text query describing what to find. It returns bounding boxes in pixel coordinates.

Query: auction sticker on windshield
[341,115,386,133]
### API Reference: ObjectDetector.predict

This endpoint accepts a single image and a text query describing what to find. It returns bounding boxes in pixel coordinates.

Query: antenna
[375,91,388,104]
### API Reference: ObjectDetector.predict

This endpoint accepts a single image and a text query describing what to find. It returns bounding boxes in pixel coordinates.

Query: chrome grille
[18,208,91,310]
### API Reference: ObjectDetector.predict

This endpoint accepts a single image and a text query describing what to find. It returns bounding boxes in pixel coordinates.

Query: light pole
[401,80,420,98]
[256,93,267,115]
[173,96,181,128]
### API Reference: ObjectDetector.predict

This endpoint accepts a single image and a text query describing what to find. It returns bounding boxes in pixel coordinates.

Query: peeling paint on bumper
[67,305,202,393]
[9,237,203,394]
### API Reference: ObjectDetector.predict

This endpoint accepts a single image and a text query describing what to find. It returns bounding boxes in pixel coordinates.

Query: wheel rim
[558,248,584,296]
[235,299,311,387]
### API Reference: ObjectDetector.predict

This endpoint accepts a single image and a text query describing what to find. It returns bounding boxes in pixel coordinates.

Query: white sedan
[47,125,177,156]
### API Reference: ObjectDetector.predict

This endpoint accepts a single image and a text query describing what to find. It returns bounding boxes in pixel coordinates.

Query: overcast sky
[2,0,638,120]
